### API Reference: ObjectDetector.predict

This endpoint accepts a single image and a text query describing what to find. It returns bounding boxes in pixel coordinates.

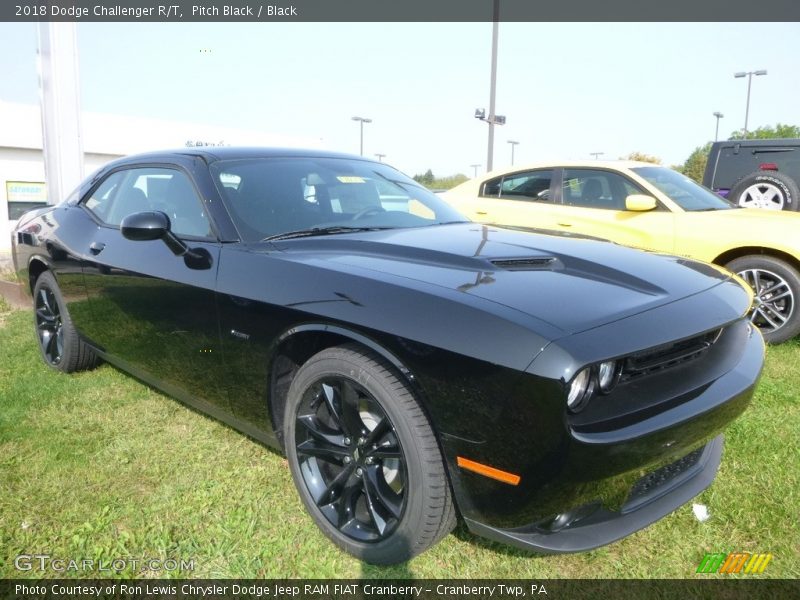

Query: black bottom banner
[1,579,798,600]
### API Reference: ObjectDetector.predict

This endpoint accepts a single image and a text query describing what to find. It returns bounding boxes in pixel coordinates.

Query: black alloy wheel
[295,376,407,542]
[35,283,65,366]
[32,271,97,373]
[284,344,455,564]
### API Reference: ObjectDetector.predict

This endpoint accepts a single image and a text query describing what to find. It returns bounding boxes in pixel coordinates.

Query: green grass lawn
[1,304,798,579]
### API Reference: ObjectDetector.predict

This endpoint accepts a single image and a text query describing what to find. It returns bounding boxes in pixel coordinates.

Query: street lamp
[469,164,481,178]
[374,153,385,162]
[590,152,604,160]
[733,70,767,138]
[507,140,519,165]
[713,111,724,142]
[351,116,372,156]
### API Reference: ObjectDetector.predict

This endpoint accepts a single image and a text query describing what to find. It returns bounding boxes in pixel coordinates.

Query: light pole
[474,109,505,172]
[469,164,481,178]
[734,70,767,138]
[351,116,372,156]
[472,0,504,173]
[713,111,724,141]
[374,153,385,162]
[507,140,519,166]
[590,152,604,160]
[487,1,500,172]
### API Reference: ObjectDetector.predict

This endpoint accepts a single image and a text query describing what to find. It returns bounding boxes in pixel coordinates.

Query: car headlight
[566,367,593,412]
[597,360,620,393]
[567,360,622,412]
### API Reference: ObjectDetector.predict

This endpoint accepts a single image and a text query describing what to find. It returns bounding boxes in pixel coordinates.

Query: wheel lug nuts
[343,437,352,445]
[343,456,352,464]
[365,457,374,465]
[356,468,363,476]
[357,437,366,446]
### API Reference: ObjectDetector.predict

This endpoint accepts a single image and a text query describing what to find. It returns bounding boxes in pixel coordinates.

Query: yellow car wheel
[726,255,800,344]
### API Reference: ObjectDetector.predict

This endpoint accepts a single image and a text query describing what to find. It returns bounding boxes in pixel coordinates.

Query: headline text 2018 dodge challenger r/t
[13,148,763,564]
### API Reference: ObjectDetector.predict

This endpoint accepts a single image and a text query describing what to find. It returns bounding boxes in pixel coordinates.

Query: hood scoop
[490,256,561,271]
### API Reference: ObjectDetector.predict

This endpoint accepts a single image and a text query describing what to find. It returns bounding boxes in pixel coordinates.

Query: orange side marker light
[457,456,521,485]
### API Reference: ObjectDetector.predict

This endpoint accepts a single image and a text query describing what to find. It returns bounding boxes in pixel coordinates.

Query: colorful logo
[696,552,772,574]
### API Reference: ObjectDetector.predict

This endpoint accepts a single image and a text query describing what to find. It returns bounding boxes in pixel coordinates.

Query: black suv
[703,138,800,211]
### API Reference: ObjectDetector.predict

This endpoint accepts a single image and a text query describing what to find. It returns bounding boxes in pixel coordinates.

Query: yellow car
[445,161,800,343]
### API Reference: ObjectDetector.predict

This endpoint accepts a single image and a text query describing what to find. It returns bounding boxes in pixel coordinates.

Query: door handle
[89,242,106,255]
[557,222,573,227]
[476,210,489,215]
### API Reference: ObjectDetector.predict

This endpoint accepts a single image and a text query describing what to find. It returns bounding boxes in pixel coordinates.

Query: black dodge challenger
[12,148,764,564]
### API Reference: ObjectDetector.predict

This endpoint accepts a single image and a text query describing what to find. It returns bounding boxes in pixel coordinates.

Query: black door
[77,164,230,416]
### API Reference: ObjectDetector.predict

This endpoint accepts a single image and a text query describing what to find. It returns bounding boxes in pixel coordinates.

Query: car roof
[712,138,800,148]
[104,146,375,167]
[482,160,662,177]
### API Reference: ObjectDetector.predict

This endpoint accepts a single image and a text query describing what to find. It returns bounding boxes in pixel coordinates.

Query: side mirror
[625,194,657,212]
[120,211,210,270]
[121,211,170,241]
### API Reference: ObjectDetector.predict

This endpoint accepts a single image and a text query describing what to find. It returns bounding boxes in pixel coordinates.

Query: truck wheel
[729,171,800,211]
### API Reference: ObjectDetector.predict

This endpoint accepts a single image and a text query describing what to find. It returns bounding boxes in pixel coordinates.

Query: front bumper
[464,435,723,553]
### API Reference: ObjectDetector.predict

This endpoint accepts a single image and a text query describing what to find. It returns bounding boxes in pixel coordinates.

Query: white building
[0,100,321,252]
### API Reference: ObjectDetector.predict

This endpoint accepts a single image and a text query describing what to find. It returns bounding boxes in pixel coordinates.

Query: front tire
[284,344,455,564]
[729,170,800,211]
[726,255,800,344]
[32,271,97,372]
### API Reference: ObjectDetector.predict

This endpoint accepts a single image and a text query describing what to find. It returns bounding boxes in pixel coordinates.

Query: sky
[1,22,799,178]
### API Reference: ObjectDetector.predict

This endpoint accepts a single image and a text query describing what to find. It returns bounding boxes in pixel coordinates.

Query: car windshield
[210,157,468,241]
[632,166,736,211]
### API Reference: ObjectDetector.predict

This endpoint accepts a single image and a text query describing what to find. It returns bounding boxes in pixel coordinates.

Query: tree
[413,169,435,186]
[677,142,712,183]
[621,151,661,164]
[729,123,800,140]
[430,173,469,190]
[412,170,468,190]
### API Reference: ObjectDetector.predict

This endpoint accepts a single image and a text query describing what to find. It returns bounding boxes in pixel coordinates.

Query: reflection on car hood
[268,223,733,335]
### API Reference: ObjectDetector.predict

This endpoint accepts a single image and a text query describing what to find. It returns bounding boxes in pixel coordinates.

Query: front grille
[626,446,704,504]
[620,328,723,381]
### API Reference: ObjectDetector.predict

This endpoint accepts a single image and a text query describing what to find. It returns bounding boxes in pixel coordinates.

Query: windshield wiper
[262,225,392,242]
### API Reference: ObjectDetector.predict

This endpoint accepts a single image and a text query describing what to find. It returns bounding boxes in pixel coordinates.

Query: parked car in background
[12,148,763,564]
[445,161,800,343]
[703,138,800,211]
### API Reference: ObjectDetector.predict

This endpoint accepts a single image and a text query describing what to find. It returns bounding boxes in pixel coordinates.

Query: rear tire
[726,255,800,344]
[729,171,800,211]
[32,271,97,372]
[284,344,456,564]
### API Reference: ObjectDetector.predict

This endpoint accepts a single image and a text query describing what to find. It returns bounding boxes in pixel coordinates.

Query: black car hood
[268,223,733,336]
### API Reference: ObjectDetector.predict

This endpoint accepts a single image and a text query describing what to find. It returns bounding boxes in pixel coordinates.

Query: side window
[481,170,554,202]
[482,176,502,197]
[562,169,646,210]
[83,171,126,223]
[83,168,211,238]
